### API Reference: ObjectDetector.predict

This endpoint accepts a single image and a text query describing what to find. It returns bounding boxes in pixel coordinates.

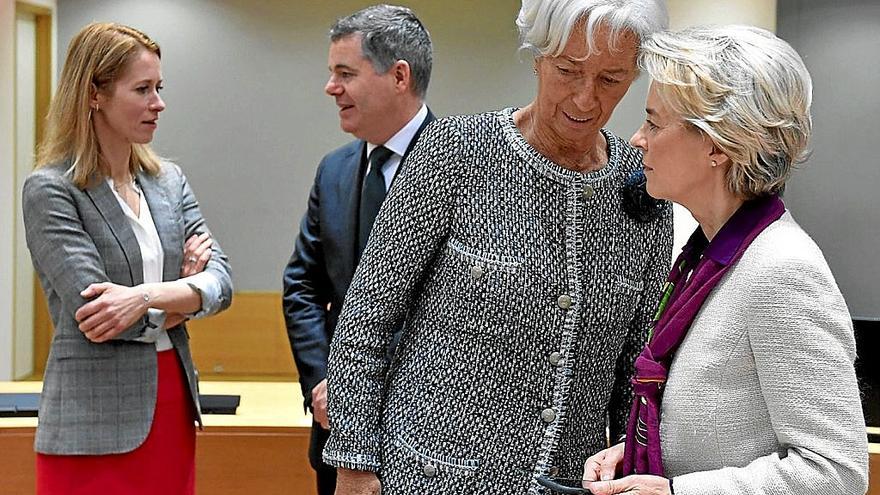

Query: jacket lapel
[340,109,435,279]
[138,170,182,283]
[390,108,435,187]
[84,178,143,285]
[340,142,367,280]
[403,108,435,159]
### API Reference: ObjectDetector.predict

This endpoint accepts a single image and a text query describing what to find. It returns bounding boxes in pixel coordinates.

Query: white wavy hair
[517,0,668,57]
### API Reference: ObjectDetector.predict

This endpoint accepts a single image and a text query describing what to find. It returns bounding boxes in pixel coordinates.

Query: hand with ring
[181,232,213,277]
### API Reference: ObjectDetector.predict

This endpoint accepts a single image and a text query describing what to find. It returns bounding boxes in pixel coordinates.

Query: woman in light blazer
[22,23,232,494]
[582,25,868,495]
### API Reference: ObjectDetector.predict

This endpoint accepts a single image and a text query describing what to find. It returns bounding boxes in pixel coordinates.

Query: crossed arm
[74,231,214,342]
[23,166,232,344]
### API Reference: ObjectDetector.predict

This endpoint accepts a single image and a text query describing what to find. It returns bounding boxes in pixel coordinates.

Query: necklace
[112,176,135,193]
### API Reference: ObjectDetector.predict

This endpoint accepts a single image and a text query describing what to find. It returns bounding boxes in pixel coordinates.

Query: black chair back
[854,318,879,432]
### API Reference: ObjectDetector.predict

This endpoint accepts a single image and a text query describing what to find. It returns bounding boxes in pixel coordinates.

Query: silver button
[548,352,562,366]
[582,185,595,199]
[422,463,438,478]
[541,408,557,423]
[557,295,572,309]
[470,265,485,280]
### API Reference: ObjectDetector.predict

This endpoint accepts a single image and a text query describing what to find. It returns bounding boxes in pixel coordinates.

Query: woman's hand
[583,442,625,483]
[587,475,671,495]
[75,282,150,342]
[181,232,213,277]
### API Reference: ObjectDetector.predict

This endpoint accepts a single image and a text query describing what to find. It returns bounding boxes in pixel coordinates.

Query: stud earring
[711,160,717,167]
[533,67,538,75]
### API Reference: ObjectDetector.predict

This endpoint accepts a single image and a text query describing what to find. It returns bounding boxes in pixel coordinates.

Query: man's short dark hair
[330,4,433,99]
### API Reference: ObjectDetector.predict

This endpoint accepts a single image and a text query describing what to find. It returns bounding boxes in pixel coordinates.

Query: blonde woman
[23,22,232,494]
[583,25,868,495]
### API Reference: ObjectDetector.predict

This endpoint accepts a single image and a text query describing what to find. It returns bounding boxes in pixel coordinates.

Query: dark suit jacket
[282,110,435,409]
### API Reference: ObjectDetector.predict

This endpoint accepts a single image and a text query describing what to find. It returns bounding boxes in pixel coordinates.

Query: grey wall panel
[777,0,880,318]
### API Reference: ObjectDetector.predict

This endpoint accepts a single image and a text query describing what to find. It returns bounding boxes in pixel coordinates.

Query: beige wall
[0,0,785,376]
[55,0,544,291]
[668,0,776,30]
[6,0,877,375]
[53,0,780,293]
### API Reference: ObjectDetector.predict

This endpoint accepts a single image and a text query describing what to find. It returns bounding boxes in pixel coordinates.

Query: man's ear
[390,60,412,94]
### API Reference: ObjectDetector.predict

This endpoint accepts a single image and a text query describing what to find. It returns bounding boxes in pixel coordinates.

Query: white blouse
[107,177,172,351]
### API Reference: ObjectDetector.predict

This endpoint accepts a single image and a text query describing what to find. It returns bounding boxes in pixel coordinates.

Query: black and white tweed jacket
[325,108,673,494]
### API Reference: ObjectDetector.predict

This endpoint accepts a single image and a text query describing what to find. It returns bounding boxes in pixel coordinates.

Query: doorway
[13,1,53,380]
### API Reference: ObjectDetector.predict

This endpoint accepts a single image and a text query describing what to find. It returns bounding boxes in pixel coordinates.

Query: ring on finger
[188,256,197,263]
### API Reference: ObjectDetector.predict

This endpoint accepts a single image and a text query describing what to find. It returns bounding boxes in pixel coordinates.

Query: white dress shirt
[107,177,223,350]
[365,104,428,191]
[108,177,173,351]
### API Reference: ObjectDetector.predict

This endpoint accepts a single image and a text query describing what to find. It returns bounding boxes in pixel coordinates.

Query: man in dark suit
[281,5,434,495]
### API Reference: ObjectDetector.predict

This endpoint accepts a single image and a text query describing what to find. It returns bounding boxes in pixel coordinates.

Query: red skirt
[36,350,196,495]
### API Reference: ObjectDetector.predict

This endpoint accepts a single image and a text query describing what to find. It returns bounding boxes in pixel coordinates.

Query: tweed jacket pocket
[446,238,522,274]
[440,238,526,339]
[614,273,644,292]
[382,433,481,491]
[590,272,645,329]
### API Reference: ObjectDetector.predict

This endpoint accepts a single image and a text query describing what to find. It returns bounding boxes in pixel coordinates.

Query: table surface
[870,427,880,454]
[0,381,311,429]
[3,381,878,453]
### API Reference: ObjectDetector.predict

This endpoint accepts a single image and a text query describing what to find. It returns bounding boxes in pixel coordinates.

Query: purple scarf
[621,195,785,476]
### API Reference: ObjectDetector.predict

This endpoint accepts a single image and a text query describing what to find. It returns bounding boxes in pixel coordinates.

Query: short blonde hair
[640,25,812,199]
[36,22,163,188]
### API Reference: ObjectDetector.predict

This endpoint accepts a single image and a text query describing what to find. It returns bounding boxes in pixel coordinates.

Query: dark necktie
[357,145,394,257]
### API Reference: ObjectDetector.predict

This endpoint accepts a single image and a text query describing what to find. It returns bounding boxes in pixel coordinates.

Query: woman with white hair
[582,25,869,495]
[324,1,673,494]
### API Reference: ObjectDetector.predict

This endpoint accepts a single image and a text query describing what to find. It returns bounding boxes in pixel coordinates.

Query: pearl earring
[711,160,717,167]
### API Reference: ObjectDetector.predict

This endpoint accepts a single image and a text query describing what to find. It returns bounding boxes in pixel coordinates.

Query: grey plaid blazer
[22,160,233,455]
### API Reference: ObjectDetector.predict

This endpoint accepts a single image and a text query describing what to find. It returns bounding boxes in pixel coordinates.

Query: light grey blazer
[660,213,868,494]
[22,160,233,455]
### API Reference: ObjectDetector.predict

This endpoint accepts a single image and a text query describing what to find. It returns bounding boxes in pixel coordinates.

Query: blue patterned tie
[357,146,394,257]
